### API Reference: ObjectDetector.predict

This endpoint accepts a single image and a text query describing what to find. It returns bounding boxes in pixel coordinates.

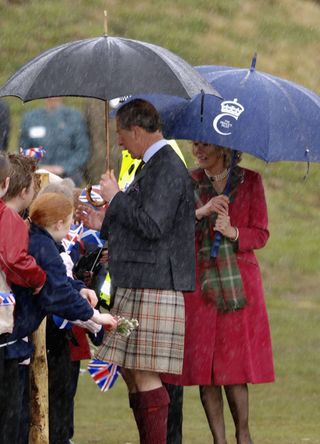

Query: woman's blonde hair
[221,147,242,168]
[29,192,73,228]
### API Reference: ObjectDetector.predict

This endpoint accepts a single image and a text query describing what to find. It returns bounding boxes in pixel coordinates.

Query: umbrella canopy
[0,36,219,101]
[144,56,320,163]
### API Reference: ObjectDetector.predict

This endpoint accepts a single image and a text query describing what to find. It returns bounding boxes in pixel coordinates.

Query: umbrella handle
[85,185,107,208]
[210,150,238,258]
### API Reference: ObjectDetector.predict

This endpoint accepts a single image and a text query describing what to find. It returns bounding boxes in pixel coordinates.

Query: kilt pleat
[96,287,185,374]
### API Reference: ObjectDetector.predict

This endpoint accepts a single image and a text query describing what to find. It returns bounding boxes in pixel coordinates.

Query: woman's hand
[214,213,238,240]
[196,195,229,220]
[76,203,106,230]
[80,288,98,307]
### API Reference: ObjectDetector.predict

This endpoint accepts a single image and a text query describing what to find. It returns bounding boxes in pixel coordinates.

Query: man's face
[116,120,143,159]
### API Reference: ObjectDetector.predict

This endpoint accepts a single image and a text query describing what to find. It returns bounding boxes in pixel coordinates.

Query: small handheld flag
[87,359,120,392]
[0,292,16,335]
[80,226,104,248]
[0,292,16,305]
[62,223,84,254]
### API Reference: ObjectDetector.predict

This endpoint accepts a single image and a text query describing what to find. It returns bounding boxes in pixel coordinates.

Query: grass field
[73,288,320,444]
[1,0,320,442]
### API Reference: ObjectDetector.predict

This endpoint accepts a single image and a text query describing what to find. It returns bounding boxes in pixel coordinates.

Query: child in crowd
[0,153,47,444]
[40,181,105,444]
[6,189,117,444]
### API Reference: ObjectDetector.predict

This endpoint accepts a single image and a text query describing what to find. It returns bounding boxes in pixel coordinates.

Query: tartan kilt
[95,287,185,374]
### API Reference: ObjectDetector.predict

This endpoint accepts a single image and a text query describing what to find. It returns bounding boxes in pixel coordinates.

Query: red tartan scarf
[191,167,246,312]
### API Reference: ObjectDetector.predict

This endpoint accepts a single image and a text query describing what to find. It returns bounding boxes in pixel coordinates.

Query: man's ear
[134,125,145,141]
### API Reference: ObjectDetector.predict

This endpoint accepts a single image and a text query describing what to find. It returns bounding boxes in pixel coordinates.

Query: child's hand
[91,311,117,329]
[83,271,93,287]
[99,249,108,265]
[80,288,98,307]
[33,284,44,295]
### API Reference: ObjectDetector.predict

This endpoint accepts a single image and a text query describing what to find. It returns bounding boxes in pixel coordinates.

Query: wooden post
[29,172,50,444]
[29,319,49,444]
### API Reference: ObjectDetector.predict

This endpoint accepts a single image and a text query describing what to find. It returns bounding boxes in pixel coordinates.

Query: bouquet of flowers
[115,316,139,337]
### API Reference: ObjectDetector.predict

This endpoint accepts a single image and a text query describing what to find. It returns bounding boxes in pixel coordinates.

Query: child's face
[55,212,74,243]
[22,178,35,209]
[46,212,73,243]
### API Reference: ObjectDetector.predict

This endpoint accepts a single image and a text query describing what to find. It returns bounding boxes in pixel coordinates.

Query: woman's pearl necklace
[205,168,230,182]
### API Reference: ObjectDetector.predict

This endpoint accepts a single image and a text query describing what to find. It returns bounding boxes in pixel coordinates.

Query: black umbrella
[0,34,220,175]
[0,36,218,102]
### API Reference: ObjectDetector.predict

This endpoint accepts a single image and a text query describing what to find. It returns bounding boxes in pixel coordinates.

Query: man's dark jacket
[101,144,195,291]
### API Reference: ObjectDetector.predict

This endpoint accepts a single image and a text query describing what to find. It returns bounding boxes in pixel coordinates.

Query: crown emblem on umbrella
[221,99,244,118]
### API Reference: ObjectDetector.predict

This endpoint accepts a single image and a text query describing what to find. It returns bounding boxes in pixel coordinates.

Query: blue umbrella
[128,55,319,257]
[145,55,320,163]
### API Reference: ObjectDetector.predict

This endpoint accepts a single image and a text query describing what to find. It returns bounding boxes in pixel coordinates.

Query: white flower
[116,317,139,337]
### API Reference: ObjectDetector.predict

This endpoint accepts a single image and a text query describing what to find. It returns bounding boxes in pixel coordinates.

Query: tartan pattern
[192,167,246,312]
[96,287,185,374]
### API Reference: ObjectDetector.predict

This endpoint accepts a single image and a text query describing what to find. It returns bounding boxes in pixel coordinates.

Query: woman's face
[192,141,224,172]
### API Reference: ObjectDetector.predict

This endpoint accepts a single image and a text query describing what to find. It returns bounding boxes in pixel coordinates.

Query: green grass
[1,0,320,441]
[73,289,320,443]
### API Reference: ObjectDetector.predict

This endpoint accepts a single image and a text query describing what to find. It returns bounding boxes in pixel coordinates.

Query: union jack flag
[20,147,46,159]
[62,223,84,254]
[87,359,120,392]
[0,292,15,305]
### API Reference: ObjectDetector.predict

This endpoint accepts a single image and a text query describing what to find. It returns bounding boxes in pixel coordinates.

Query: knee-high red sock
[129,387,170,444]
[129,392,140,430]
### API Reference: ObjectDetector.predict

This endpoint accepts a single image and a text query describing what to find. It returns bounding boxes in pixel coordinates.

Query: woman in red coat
[163,141,274,444]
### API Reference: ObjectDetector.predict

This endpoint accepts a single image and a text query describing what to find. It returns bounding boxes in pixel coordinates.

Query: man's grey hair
[116,99,162,133]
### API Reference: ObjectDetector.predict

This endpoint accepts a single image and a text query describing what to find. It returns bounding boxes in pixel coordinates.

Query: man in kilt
[95,99,195,443]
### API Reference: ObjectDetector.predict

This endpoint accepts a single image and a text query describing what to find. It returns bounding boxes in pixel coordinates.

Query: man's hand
[99,169,120,203]
[76,203,106,230]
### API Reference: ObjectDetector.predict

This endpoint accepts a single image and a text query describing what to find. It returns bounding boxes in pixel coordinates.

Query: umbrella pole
[105,100,110,171]
[104,10,110,171]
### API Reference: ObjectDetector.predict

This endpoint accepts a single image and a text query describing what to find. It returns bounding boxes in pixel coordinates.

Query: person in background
[83,99,121,184]
[20,97,90,186]
[163,141,274,444]
[78,99,196,444]
[0,99,10,151]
